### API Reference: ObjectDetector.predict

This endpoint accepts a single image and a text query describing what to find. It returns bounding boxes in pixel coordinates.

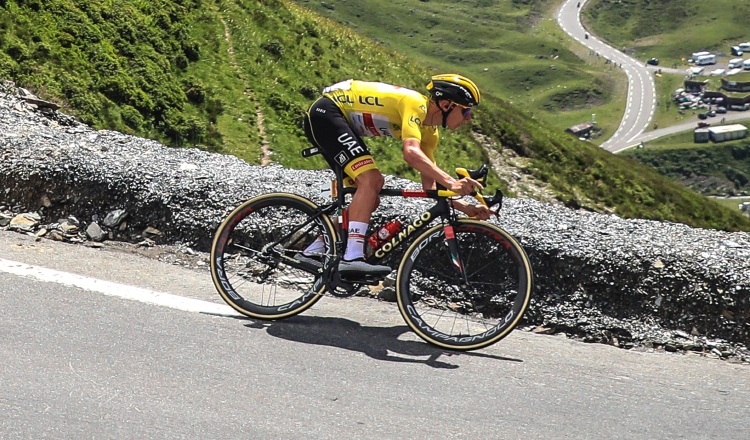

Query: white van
[691,51,710,60]
[744,59,750,70]
[739,42,750,51]
[729,58,744,69]
[696,54,716,65]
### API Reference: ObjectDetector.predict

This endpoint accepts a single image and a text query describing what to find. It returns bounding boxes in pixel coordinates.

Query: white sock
[302,236,325,256]
[344,221,368,261]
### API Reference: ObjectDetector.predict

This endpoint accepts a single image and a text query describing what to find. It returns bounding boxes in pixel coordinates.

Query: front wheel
[396,219,533,351]
[210,193,337,319]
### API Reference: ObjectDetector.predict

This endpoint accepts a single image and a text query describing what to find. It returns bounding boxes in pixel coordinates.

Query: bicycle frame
[297,146,501,284]
[321,165,469,283]
[211,151,529,349]
[343,187,455,258]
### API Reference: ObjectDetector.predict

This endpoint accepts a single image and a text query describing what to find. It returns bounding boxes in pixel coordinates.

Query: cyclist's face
[445,103,472,130]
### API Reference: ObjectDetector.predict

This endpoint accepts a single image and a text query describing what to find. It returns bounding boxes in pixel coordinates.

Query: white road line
[0,258,241,317]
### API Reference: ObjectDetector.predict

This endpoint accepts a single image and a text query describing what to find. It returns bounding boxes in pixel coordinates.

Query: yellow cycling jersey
[322,80,439,161]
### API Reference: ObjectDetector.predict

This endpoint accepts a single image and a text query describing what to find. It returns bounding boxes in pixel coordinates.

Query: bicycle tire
[210,193,336,319]
[396,219,533,351]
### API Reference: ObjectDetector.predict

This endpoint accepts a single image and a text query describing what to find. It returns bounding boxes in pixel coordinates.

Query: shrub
[120,105,144,130]
[261,40,284,58]
[299,84,318,100]
[184,78,206,104]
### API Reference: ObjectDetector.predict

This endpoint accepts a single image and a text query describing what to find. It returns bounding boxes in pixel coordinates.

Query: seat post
[334,166,347,207]
[332,166,350,244]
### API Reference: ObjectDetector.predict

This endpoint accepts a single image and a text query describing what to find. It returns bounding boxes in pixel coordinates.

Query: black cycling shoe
[294,252,323,270]
[338,258,391,276]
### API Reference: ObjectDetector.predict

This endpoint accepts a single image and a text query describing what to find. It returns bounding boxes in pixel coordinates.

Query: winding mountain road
[556,0,657,153]
[557,0,750,153]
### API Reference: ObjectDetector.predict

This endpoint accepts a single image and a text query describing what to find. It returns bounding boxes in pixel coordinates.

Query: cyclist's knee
[355,169,384,190]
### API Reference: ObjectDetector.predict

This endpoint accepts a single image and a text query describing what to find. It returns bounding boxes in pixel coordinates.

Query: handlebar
[452,165,503,213]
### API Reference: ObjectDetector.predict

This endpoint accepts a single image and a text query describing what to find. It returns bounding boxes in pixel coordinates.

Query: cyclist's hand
[462,204,494,220]
[450,177,483,196]
[452,199,494,219]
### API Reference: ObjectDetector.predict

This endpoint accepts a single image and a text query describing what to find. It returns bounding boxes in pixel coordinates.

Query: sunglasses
[451,102,472,117]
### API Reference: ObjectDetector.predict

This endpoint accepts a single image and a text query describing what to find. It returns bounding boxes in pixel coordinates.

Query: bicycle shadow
[241,315,523,369]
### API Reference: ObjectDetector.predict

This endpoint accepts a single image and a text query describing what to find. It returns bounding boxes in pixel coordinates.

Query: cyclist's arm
[403,138,483,196]
[451,200,493,220]
[403,138,457,190]
[419,172,468,208]
[403,139,491,219]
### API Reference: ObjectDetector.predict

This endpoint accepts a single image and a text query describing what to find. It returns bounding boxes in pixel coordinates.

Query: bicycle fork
[443,224,469,286]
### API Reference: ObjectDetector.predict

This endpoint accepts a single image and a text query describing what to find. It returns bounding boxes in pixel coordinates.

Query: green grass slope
[295,0,628,142]
[1,0,749,231]
[622,134,750,196]
[581,0,750,65]
[0,0,235,148]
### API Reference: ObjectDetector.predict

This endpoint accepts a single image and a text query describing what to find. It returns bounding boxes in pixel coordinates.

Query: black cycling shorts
[303,97,378,181]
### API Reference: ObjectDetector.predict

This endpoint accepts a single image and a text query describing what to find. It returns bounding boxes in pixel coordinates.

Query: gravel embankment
[1,84,748,361]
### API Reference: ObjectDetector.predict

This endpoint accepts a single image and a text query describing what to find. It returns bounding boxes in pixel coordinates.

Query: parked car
[716,107,727,114]
[698,113,708,120]
[697,122,711,128]
[647,57,659,66]
[707,110,716,117]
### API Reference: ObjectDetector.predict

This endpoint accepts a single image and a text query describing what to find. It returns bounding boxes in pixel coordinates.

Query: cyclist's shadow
[242,315,522,369]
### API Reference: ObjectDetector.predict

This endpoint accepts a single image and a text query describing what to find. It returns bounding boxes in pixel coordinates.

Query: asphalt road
[1,231,749,439]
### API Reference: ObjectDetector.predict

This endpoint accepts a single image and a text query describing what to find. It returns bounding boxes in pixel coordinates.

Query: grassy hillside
[1,1,211,145]
[581,0,750,205]
[581,0,750,65]
[295,0,629,144]
[581,0,750,132]
[1,0,749,231]
[622,133,750,196]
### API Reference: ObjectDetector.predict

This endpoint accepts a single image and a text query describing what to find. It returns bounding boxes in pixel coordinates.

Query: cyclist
[302,74,492,276]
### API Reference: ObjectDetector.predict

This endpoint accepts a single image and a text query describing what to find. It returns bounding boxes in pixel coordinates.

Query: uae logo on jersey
[335,152,349,165]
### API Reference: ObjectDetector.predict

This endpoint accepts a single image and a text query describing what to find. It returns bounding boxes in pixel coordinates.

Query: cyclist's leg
[300,98,349,262]
[304,98,389,276]
[303,97,349,170]
[342,169,381,259]
[347,169,383,223]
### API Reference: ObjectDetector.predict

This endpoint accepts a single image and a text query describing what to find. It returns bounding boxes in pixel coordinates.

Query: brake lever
[455,165,489,185]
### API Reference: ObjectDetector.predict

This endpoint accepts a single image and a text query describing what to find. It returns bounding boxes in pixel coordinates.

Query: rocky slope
[1,83,749,361]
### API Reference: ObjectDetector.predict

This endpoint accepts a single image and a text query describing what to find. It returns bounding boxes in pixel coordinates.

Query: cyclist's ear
[435,99,452,111]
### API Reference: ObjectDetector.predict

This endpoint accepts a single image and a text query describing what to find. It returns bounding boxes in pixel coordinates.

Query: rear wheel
[210,193,336,319]
[396,219,533,351]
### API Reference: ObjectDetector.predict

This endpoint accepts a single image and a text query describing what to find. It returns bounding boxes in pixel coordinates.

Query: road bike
[210,148,533,351]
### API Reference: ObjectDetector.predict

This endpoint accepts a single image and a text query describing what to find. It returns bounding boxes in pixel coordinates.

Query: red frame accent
[401,189,428,198]
[444,225,455,239]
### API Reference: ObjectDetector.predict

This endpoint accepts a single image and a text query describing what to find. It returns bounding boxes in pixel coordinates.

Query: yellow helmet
[426,74,481,107]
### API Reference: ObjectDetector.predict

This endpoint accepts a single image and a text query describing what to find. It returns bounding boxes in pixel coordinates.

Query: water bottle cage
[368,221,402,250]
